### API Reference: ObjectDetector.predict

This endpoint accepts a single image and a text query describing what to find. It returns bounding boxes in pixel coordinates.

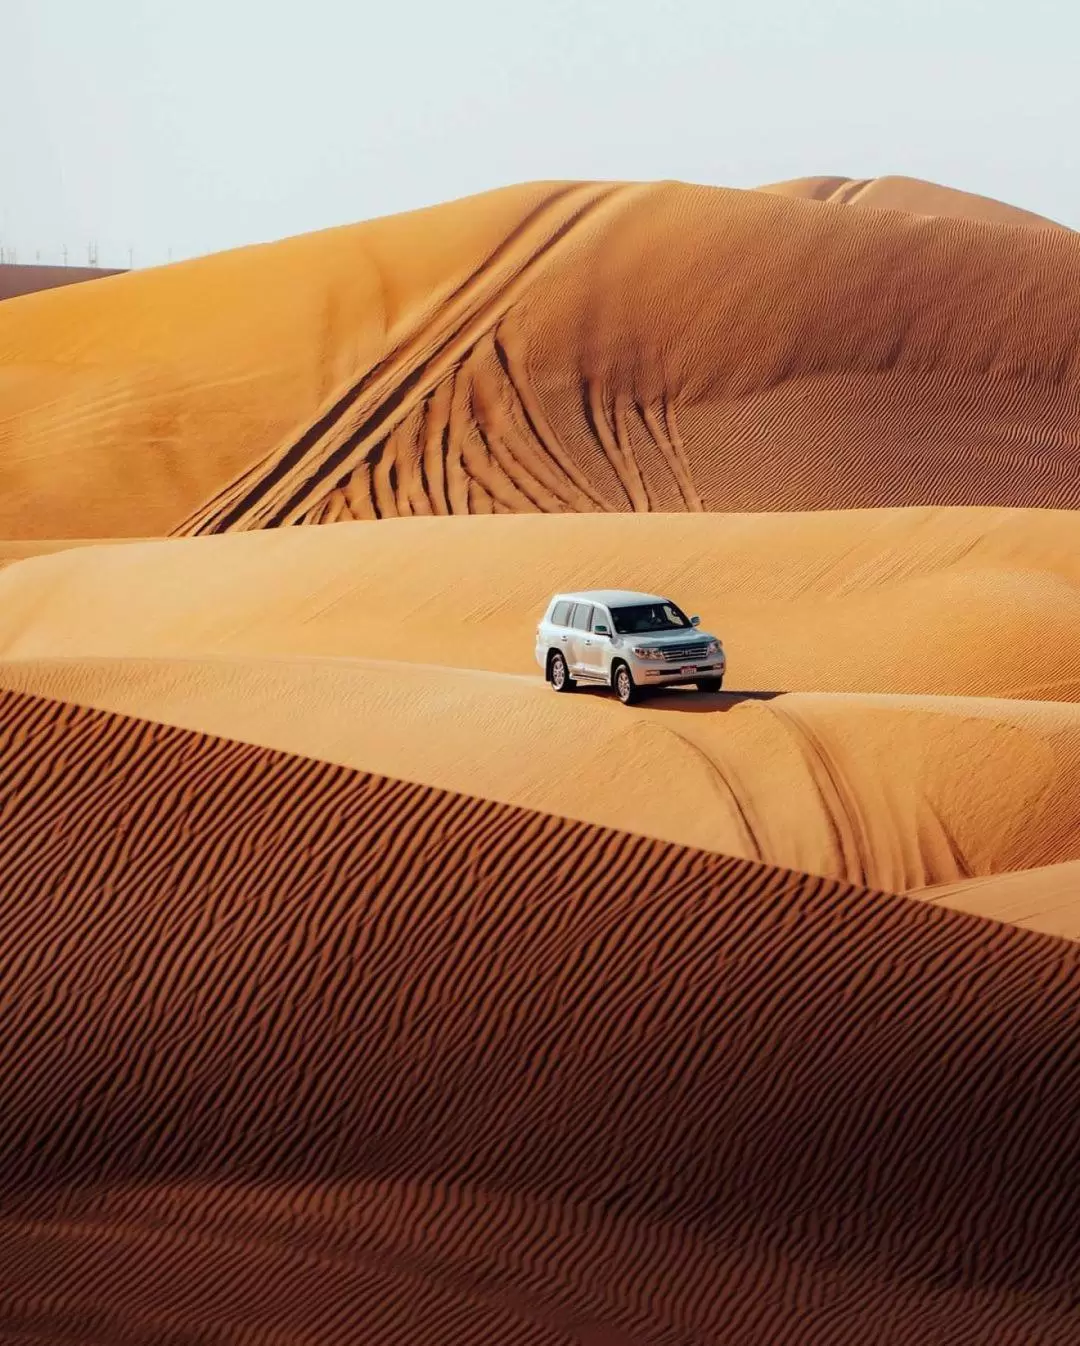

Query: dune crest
[2,656,1077,901]
[917,860,1080,938]
[759,174,1068,230]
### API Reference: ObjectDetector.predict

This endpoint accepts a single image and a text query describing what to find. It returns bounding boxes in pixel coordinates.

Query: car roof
[554,589,669,607]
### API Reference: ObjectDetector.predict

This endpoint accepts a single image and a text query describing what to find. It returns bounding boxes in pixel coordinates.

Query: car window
[551,600,571,626]
[610,602,690,635]
[590,608,610,633]
[570,603,594,632]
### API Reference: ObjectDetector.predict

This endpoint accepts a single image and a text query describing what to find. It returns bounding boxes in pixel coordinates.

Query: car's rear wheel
[696,677,724,693]
[613,662,640,705]
[548,650,575,693]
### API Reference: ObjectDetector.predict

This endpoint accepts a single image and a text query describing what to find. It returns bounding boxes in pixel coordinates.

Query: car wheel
[613,662,640,705]
[549,651,575,693]
[696,677,724,692]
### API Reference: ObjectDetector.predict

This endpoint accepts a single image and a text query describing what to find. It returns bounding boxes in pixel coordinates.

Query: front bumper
[637,660,726,684]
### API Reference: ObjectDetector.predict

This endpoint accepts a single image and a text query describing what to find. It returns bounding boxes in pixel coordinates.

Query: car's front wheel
[549,650,575,693]
[613,662,640,705]
[696,677,724,693]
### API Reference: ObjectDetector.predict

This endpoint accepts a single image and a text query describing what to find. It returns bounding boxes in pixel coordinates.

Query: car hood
[618,630,719,646]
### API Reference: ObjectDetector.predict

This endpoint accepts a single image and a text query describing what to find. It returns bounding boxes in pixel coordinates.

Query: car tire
[696,677,724,692]
[548,650,576,693]
[612,662,640,705]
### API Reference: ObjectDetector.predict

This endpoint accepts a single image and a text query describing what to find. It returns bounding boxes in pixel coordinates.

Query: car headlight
[632,646,665,660]
[706,639,721,656]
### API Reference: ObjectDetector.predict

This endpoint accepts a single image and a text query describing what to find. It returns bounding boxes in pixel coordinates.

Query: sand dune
[0,262,126,303]
[2,167,1079,1343]
[2,506,1077,908]
[2,180,1080,539]
[2,655,1078,902]
[3,688,1080,1344]
[917,860,1080,938]
[1,508,1078,702]
[759,174,1068,230]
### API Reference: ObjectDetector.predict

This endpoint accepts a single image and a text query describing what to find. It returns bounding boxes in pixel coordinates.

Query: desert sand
[3,688,1080,1344]
[2,180,1079,539]
[1,174,1079,1343]
[759,174,1068,230]
[918,860,1080,938]
[0,509,1079,899]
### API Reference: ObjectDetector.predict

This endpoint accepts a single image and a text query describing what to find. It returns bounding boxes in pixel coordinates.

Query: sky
[3,0,1077,268]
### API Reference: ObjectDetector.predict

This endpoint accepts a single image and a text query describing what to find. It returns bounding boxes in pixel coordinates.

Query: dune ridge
[2,654,1078,903]
[758,175,1068,230]
[2,181,1080,538]
[3,687,1080,1343]
[918,861,1080,938]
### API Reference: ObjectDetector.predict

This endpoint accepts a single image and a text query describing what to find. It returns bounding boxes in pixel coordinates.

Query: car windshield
[610,602,691,635]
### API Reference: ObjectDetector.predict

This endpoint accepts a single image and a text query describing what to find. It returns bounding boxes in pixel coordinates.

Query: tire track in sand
[174,183,644,535]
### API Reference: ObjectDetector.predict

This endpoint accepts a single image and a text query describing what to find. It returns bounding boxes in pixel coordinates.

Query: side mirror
[594,623,610,637]
[690,615,700,627]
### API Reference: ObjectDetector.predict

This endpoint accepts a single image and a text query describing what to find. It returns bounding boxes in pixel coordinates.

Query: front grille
[659,642,710,662]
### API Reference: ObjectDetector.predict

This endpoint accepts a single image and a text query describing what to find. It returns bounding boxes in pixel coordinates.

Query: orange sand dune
[1,508,1078,702]
[4,687,1080,1344]
[759,174,1068,230]
[2,180,1080,539]
[2,165,1079,1344]
[2,655,1078,902]
[917,860,1080,939]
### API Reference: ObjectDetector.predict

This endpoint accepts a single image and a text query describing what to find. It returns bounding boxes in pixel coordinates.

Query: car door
[578,605,611,681]
[566,602,594,675]
[546,599,574,669]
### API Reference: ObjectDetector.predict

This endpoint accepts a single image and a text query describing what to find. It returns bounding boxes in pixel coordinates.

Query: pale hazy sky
[4,0,1076,268]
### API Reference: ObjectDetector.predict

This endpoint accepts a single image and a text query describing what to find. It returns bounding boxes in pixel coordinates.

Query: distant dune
[0,262,126,304]
[758,174,1068,230]
[3,688,1080,1345]
[1,180,1079,538]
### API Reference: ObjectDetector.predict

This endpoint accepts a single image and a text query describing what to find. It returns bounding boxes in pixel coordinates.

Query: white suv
[535,589,726,705]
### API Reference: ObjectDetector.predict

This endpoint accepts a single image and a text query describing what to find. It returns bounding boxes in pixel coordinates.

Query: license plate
[680,665,697,675]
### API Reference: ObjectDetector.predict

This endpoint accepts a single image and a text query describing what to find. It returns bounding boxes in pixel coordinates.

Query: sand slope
[2,656,1078,901]
[1,508,1078,702]
[759,175,1067,230]
[2,181,1080,538]
[3,687,1080,1344]
[918,861,1080,939]
[2,508,1077,908]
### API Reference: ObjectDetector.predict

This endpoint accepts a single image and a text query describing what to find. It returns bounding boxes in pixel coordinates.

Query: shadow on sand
[572,686,786,713]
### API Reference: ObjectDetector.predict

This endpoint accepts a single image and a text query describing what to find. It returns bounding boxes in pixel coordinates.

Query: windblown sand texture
[4,689,1080,1345]
[1,178,1079,538]
[1,173,1080,1344]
